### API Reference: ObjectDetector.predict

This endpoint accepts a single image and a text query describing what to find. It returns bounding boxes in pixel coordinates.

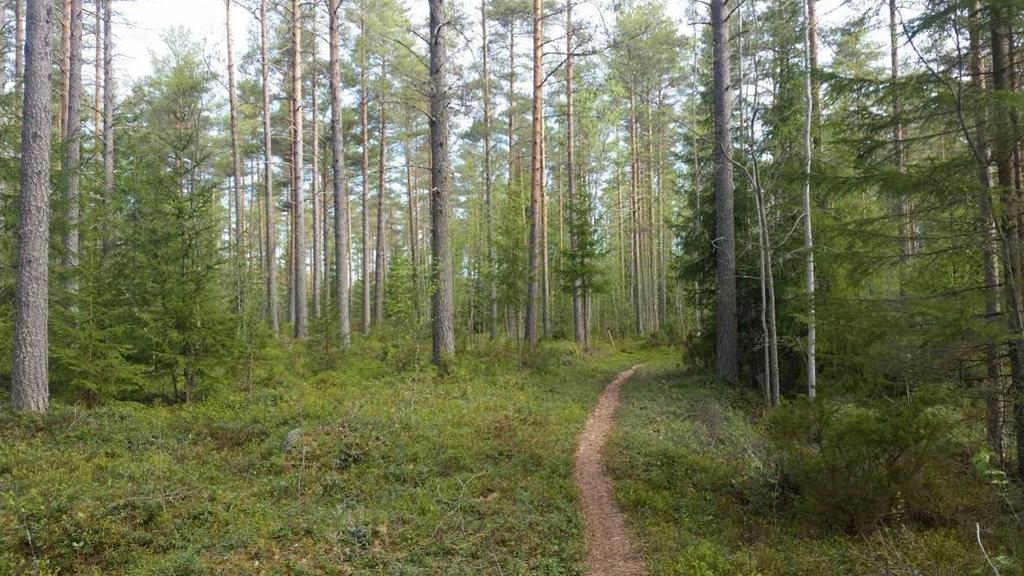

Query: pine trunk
[226,0,244,312]
[970,0,1003,458]
[374,104,387,324]
[93,0,101,151]
[524,0,543,346]
[261,0,279,335]
[14,0,23,99]
[360,14,371,334]
[990,1,1024,481]
[60,0,70,139]
[12,0,53,412]
[63,0,82,281]
[329,0,351,348]
[101,0,112,251]
[311,24,322,320]
[712,0,738,381]
[482,0,496,341]
[291,0,307,338]
[429,0,455,365]
[567,1,584,347]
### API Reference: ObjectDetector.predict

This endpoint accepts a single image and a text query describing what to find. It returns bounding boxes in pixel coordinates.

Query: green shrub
[769,396,982,533]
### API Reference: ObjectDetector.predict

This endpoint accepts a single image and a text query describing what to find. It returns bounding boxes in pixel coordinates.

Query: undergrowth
[609,361,1024,575]
[0,338,656,575]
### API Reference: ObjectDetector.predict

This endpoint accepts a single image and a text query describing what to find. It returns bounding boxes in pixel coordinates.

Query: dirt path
[574,365,647,576]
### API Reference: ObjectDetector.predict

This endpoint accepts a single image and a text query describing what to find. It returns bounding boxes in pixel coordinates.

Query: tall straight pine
[12,0,53,412]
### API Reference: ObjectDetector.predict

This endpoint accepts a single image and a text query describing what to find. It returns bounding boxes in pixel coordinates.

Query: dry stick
[976,523,1001,576]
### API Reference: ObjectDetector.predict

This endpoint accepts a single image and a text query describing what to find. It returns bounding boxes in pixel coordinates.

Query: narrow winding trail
[574,365,648,576]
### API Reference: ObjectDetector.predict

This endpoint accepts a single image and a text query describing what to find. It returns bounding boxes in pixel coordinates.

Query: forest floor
[608,360,1023,575]
[0,340,671,575]
[2,341,1020,575]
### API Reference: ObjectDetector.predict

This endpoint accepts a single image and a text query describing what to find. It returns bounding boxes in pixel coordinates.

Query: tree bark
[226,0,245,312]
[482,0,497,341]
[807,0,820,146]
[12,0,53,413]
[311,18,322,320]
[429,0,455,365]
[93,0,101,151]
[291,0,307,338]
[970,0,1003,459]
[567,0,584,347]
[374,101,387,324]
[405,139,420,321]
[329,0,350,348]
[360,13,371,334]
[101,0,113,250]
[990,0,1024,481]
[628,86,643,337]
[261,0,279,335]
[60,0,70,139]
[803,0,818,399]
[712,0,738,381]
[63,0,82,282]
[541,109,550,339]
[14,0,23,100]
[0,3,9,90]
[524,0,543,346]
[890,0,913,263]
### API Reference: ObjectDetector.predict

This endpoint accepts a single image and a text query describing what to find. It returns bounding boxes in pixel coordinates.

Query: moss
[0,340,654,574]
[608,362,1024,576]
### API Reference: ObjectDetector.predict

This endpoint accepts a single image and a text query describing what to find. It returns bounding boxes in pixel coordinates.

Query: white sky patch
[112,0,889,77]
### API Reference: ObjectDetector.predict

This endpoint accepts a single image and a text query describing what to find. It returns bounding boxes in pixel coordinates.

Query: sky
[113,0,879,88]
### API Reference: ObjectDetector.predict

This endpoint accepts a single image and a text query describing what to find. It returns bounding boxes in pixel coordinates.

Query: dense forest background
[2,0,1024,572]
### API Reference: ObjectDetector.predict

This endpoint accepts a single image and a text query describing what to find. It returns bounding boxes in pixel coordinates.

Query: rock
[282,428,303,453]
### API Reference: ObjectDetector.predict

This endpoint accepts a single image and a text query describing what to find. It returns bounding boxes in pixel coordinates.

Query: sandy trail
[573,365,647,576]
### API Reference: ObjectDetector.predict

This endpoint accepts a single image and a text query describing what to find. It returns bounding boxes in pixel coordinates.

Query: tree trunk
[890,0,913,263]
[291,0,307,338]
[12,0,52,412]
[628,86,643,337]
[360,14,371,334]
[322,145,330,312]
[261,0,279,335]
[541,111,550,339]
[0,4,9,90]
[803,0,818,399]
[405,139,420,322]
[60,0,70,139]
[93,0,101,151]
[226,0,244,312]
[63,0,82,283]
[311,21,322,320]
[482,0,497,341]
[429,0,455,365]
[14,0,23,100]
[101,0,112,251]
[567,0,584,347]
[507,20,515,191]
[329,0,350,348]
[807,0,820,146]
[712,0,738,381]
[524,0,543,346]
[970,0,1003,459]
[507,19,517,334]
[374,102,387,324]
[288,89,296,325]
[990,0,1024,481]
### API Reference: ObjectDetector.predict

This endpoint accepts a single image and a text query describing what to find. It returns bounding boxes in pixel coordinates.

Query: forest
[1,0,1023,573]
